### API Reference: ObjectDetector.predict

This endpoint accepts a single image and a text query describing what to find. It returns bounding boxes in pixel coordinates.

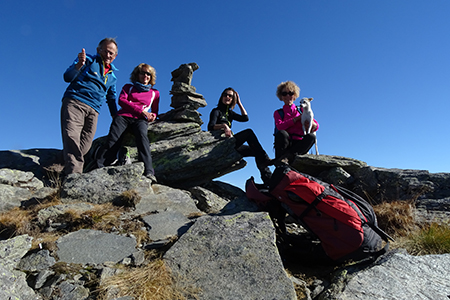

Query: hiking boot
[144,173,158,184]
[256,153,275,168]
[259,166,273,187]
[274,151,295,166]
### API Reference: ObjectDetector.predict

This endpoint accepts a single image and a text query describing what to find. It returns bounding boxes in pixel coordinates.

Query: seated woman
[208,87,273,185]
[96,63,160,182]
[274,81,318,163]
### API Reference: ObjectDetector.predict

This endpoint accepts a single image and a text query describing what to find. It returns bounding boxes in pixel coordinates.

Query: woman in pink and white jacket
[96,63,160,182]
[274,81,318,163]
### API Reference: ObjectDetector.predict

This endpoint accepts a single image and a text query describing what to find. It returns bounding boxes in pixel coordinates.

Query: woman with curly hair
[274,81,318,162]
[96,63,160,182]
[208,87,273,185]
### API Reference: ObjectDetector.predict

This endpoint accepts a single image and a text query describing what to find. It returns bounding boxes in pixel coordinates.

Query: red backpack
[246,164,392,262]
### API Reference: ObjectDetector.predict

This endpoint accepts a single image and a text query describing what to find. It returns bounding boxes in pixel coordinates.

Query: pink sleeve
[274,109,295,131]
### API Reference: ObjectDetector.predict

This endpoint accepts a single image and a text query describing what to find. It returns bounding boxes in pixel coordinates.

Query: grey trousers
[61,98,98,174]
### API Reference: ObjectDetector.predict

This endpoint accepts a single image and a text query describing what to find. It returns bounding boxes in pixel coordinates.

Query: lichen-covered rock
[164,212,297,300]
[60,163,151,204]
[322,250,450,300]
[56,229,137,264]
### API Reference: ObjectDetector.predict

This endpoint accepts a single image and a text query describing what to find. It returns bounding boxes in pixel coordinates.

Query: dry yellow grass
[97,259,199,300]
[373,200,450,255]
[373,200,417,237]
[0,207,36,238]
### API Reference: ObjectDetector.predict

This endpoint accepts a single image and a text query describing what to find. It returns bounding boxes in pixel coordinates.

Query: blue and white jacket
[63,53,118,116]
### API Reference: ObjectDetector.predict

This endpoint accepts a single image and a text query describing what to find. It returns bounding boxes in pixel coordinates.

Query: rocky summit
[1,63,450,299]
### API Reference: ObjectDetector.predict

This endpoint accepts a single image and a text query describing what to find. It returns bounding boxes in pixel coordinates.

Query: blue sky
[1,1,449,189]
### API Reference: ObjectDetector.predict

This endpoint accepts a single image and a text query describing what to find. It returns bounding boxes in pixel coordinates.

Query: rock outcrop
[0,63,449,299]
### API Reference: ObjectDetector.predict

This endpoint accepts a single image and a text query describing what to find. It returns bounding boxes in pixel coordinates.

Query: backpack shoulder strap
[277,108,284,120]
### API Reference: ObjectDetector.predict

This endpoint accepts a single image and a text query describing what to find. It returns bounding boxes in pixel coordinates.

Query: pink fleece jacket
[274,103,319,140]
[117,83,160,119]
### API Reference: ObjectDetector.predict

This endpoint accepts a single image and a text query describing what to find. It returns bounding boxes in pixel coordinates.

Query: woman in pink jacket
[96,63,159,182]
[274,81,318,162]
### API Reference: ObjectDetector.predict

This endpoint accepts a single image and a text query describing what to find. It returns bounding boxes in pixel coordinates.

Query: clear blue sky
[1,1,449,189]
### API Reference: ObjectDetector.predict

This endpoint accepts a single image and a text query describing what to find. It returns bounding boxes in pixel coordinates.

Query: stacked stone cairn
[159,62,207,124]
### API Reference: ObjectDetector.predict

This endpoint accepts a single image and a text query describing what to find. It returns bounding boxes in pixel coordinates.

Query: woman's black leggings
[274,130,316,159]
[232,128,272,185]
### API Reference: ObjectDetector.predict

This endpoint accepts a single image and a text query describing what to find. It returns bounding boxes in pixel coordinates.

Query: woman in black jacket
[208,87,273,185]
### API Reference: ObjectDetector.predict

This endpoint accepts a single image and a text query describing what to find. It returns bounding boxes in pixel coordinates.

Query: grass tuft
[397,223,450,255]
[373,200,417,236]
[97,259,199,300]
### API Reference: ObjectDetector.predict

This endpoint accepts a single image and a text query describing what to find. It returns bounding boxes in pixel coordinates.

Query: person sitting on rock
[96,63,159,183]
[208,87,273,185]
[274,81,318,163]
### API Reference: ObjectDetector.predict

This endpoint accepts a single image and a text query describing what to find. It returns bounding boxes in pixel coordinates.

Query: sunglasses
[281,91,295,96]
[224,93,234,98]
[140,71,152,77]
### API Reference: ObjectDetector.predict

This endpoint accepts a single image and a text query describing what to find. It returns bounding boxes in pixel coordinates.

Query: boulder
[164,212,297,300]
[0,235,42,300]
[321,250,450,300]
[60,163,151,204]
[56,229,137,264]
[85,121,246,189]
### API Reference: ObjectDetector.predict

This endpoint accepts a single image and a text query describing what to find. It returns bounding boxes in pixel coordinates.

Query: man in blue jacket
[61,37,118,175]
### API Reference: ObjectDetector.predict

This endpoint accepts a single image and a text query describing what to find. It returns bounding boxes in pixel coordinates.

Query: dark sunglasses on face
[281,91,295,96]
[140,71,152,77]
[224,93,234,98]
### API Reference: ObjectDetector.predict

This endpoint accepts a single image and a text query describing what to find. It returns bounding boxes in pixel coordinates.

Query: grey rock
[0,168,44,189]
[170,62,199,86]
[0,183,56,212]
[334,251,450,300]
[158,104,204,124]
[292,154,367,176]
[56,229,137,264]
[0,266,42,300]
[202,180,247,201]
[0,148,63,184]
[17,249,56,271]
[220,193,260,216]
[150,130,245,188]
[292,154,450,206]
[319,166,352,186]
[189,185,229,213]
[86,122,246,188]
[60,163,150,204]
[37,202,95,226]
[200,180,260,215]
[142,210,192,241]
[170,94,207,109]
[0,235,42,299]
[164,212,297,300]
[130,250,145,266]
[132,184,201,217]
[144,240,171,249]
[99,266,125,285]
[56,281,89,300]
[0,234,33,269]
[415,197,450,223]
[33,269,55,289]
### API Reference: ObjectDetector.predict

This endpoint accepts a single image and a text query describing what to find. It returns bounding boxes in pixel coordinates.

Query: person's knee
[274,130,289,145]
[305,133,316,144]
[275,130,289,140]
